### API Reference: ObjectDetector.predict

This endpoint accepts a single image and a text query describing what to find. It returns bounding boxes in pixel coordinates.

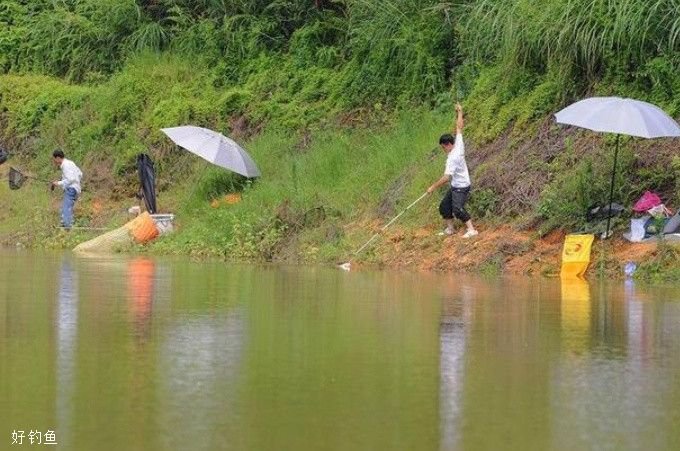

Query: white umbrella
[555,97,680,138]
[161,126,261,178]
[555,97,680,237]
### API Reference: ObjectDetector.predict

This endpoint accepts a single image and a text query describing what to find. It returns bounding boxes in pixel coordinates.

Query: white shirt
[444,133,471,188]
[57,158,83,194]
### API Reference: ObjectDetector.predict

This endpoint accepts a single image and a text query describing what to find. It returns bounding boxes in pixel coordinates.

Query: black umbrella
[137,153,157,214]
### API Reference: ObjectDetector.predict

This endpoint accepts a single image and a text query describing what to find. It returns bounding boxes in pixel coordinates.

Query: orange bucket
[126,212,159,244]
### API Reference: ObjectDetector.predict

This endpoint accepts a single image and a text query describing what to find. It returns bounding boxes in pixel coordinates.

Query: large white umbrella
[161,126,261,178]
[555,97,680,237]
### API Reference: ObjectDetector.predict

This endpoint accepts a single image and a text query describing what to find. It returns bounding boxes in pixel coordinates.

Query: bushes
[339,0,454,105]
[467,188,499,219]
[153,208,286,260]
[635,243,680,282]
[538,158,600,232]
[2,0,680,264]
[5,0,142,79]
[0,75,92,141]
[0,0,454,111]
[457,0,680,146]
[3,0,679,124]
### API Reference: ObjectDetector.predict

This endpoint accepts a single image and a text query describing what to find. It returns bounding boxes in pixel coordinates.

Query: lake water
[1,249,679,450]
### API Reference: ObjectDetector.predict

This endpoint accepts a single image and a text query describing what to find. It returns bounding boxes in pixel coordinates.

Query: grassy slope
[0,80,452,259]
[2,54,680,280]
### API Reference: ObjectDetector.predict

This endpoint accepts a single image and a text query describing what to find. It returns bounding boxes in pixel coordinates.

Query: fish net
[9,167,27,190]
[72,226,132,254]
[73,212,159,254]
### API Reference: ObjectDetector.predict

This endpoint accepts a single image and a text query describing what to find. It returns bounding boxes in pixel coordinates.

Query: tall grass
[459,0,680,80]
[340,0,454,104]
[3,0,679,104]
[151,110,449,259]
[0,0,453,106]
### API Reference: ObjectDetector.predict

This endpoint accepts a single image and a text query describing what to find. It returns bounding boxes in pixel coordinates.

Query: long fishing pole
[337,146,444,271]
[339,192,428,271]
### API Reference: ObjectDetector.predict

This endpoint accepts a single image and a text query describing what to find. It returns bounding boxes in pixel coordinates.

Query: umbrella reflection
[551,279,680,450]
[158,313,245,450]
[623,280,658,363]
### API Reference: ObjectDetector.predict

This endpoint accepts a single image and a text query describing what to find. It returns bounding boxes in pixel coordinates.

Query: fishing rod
[339,192,429,271]
[336,146,446,271]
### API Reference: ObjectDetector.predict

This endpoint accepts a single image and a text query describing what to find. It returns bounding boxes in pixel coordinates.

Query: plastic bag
[647,204,672,218]
[630,218,647,242]
[633,191,662,213]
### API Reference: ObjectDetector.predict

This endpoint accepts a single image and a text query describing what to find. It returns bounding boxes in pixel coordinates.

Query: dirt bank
[0,178,661,279]
[344,221,659,277]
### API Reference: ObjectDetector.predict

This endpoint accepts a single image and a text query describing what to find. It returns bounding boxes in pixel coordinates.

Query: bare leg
[465,220,476,232]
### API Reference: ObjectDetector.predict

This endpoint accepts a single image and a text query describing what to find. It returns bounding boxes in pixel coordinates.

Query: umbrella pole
[605,134,620,238]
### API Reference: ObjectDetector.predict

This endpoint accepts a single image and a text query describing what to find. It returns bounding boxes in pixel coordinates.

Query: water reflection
[158,314,245,450]
[560,277,591,354]
[158,261,245,451]
[2,250,680,451]
[552,278,680,451]
[439,281,473,451]
[454,278,560,451]
[126,258,155,345]
[237,269,440,451]
[55,257,79,449]
[435,276,680,450]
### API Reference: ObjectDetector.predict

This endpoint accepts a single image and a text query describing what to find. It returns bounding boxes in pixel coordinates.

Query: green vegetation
[150,112,448,259]
[1,0,680,275]
[634,242,680,282]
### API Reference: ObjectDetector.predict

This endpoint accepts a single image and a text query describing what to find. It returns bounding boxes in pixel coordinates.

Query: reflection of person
[427,103,478,238]
[440,280,473,450]
[51,149,82,229]
[56,258,78,448]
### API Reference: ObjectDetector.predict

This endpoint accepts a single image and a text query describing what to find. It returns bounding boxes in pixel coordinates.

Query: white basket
[151,214,175,235]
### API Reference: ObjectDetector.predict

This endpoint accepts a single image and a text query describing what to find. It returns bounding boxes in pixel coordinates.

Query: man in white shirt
[427,103,478,238]
[51,149,83,229]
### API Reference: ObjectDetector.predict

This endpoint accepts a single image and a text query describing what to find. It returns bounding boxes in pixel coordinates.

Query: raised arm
[453,102,464,134]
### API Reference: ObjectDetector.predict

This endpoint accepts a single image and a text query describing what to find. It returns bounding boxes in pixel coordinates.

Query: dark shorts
[439,186,471,222]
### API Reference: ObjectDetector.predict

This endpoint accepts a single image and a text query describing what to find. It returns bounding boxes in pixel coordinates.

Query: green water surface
[1,250,679,450]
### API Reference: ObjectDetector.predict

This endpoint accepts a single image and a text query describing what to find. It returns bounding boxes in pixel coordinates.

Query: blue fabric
[61,187,78,228]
